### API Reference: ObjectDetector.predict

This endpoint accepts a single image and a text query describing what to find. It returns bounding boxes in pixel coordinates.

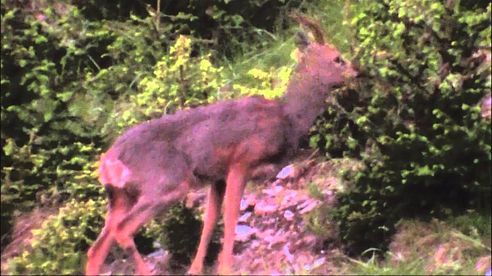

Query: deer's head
[292,13,357,88]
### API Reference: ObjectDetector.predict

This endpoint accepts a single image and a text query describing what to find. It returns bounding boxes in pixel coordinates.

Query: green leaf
[3,139,17,156]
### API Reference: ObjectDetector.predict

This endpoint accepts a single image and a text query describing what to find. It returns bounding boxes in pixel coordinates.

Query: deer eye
[334,56,345,65]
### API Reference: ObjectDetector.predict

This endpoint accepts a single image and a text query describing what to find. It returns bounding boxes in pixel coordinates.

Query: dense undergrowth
[1,0,490,274]
[322,0,491,256]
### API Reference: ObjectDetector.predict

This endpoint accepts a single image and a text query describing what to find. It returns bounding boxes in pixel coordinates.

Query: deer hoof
[187,266,202,275]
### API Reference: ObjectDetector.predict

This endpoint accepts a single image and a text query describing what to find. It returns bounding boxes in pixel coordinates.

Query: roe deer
[85,14,357,275]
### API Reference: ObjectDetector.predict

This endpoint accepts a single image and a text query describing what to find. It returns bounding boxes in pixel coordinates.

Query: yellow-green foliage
[7,199,106,275]
[232,50,296,99]
[55,143,104,201]
[112,35,226,131]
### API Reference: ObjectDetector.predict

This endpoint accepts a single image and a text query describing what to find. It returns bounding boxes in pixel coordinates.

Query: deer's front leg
[218,165,247,275]
[188,181,225,274]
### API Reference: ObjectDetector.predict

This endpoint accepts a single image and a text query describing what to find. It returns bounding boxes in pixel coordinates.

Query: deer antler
[290,12,325,45]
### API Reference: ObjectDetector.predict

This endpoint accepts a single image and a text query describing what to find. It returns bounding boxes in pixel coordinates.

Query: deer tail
[98,152,131,188]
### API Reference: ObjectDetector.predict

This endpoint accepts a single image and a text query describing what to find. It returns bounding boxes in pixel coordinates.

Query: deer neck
[282,73,331,144]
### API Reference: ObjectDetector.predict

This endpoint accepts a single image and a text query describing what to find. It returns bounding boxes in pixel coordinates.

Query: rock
[267,230,288,247]
[280,190,298,209]
[276,164,296,180]
[259,229,279,249]
[297,200,309,210]
[247,194,257,205]
[239,211,252,223]
[264,217,278,226]
[291,234,317,252]
[302,235,317,248]
[303,256,326,272]
[250,240,261,249]
[236,224,256,242]
[225,158,341,275]
[299,199,320,214]
[254,201,277,215]
[107,258,133,275]
[258,229,275,239]
[250,258,262,271]
[282,243,294,262]
[312,257,326,269]
[264,185,283,197]
[283,210,295,221]
[240,199,249,211]
[240,194,257,211]
[264,233,275,246]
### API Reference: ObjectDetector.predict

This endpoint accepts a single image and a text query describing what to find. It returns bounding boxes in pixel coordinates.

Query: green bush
[1,2,106,247]
[6,199,106,275]
[312,0,491,255]
[447,211,492,240]
[0,1,167,247]
[72,0,304,58]
[159,204,221,268]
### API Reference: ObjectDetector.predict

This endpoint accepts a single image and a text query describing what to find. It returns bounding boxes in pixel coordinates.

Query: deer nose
[343,62,359,78]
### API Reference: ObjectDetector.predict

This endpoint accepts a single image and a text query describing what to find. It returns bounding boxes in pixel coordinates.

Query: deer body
[86,15,356,275]
[99,97,294,204]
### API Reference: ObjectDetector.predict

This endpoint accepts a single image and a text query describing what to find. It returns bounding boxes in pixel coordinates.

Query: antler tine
[290,12,325,45]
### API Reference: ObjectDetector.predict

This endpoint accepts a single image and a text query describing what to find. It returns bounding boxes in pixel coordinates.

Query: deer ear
[295,31,309,51]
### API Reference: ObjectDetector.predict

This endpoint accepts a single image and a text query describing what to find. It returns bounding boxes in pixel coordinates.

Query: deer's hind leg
[112,178,191,275]
[86,187,132,275]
